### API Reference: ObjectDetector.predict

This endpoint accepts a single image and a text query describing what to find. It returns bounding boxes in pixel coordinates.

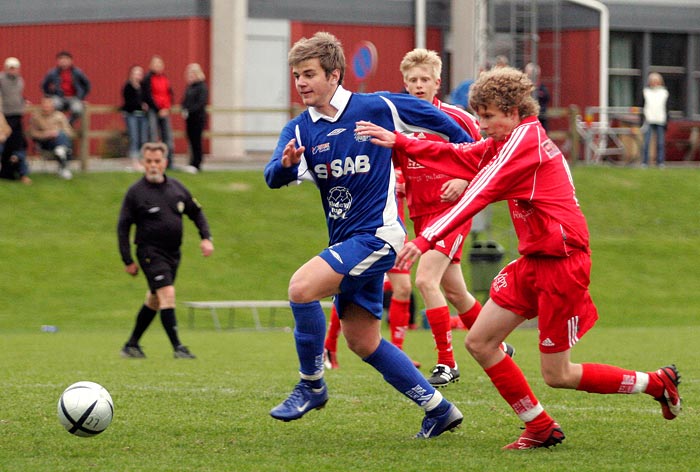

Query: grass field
[0,165,698,471]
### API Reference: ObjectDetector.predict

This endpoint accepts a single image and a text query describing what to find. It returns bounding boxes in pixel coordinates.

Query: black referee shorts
[136,245,181,293]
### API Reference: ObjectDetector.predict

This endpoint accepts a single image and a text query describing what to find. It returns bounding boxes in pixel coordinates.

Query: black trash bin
[468,240,505,292]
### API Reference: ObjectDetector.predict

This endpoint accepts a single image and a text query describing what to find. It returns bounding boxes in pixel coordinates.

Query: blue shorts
[319,233,397,319]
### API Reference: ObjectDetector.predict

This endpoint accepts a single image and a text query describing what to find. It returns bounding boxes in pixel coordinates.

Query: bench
[183,300,334,331]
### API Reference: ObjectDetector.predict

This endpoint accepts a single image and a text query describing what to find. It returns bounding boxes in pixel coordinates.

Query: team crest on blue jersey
[327,186,352,219]
[312,143,330,155]
[327,128,346,136]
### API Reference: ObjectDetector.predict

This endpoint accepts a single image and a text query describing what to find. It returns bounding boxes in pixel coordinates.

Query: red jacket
[394,116,590,257]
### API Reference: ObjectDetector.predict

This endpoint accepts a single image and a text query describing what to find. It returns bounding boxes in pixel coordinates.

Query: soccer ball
[57,381,114,437]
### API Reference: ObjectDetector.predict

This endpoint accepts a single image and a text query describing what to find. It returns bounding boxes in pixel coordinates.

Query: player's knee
[414,274,438,297]
[287,279,314,304]
[541,365,575,389]
[464,333,486,358]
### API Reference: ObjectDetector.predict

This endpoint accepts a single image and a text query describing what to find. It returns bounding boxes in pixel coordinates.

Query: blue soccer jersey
[264,86,472,249]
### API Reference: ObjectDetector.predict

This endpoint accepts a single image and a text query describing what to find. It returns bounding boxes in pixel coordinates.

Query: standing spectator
[28,96,75,180]
[121,65,148,171]
[142,55,175,168]
[264,32,470,438]
[356,66,681,450]
[525,63,551,131]
[0,57,31,184]
[41,51,90,126]
[642,72,669,168]
[181,63,208,174]
[117,142,214,360]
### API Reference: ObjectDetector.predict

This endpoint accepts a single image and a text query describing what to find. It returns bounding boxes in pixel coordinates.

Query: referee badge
[177,201,185,213]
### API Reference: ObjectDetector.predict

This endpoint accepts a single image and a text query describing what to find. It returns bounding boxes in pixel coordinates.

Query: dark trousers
[0,114,28,179]
[186,113,206,169]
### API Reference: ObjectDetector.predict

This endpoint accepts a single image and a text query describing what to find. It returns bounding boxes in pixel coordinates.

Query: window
[609,33,642,107]
[649,33,687,115]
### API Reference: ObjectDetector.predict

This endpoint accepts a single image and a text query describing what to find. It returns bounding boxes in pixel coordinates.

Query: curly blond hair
[288,32,346,85]
[469,66,539,118]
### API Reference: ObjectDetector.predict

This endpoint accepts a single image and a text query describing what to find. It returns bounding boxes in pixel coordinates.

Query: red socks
[578,363,657,396]
[485,355,553,432]
[458,299,482,330]
[389,297,411,350]
[324,305,341,353]
[425,306,455,367]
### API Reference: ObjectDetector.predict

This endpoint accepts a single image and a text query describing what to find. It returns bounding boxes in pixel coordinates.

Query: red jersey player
[355,66,681,449]
[395,49,510,388]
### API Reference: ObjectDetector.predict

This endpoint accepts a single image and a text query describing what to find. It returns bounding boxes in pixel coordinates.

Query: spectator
[117,142,214,360]
[121,65,148,171]
[41,51,90,126]
[28,96,75,180]
[181,63,208,174]
[642,72,669,168]
[142,55,175,168]
[525,63,551,131]
[0,57,31,184]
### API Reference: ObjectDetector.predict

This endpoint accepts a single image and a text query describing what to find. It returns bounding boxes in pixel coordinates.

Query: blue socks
[364,339,444,411]
[291,301,327,382]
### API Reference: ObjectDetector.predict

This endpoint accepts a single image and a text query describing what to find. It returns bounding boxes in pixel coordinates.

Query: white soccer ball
[57,381,114,437]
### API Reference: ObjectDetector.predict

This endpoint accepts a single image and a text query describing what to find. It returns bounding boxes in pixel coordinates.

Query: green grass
[0,166,698,471]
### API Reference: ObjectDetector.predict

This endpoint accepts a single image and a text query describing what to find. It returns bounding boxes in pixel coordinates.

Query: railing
[576,106,643,164]
[26,103,299,171]
[27,103,581,170]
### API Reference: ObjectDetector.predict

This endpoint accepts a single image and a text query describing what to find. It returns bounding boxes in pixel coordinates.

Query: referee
[117,142,213,359]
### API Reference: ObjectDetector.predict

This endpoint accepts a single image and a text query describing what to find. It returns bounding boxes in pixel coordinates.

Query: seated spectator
[41,51,90,126]
[29,96,75,179]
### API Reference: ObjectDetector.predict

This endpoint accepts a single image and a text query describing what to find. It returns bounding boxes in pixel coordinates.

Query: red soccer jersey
[394,116,590,257]
[392,97,481,219]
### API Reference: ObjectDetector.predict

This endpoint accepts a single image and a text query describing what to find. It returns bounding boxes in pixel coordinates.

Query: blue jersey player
[264,32,473,438]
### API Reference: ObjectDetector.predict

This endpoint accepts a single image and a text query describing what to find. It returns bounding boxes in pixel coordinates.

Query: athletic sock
[485,355,553,432]
[363,339,443,411]
[458,299,482,330]
[291,301,327,381]
[578,363,650,394]
[159,308,182,348]
[389,297,411,350]
[324,304,341,353]
[425,306,455,367]
[128,304,157,345]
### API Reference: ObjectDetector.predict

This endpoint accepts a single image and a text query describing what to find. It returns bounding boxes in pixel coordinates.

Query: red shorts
[413,213,472,263]
[489,250,599,353]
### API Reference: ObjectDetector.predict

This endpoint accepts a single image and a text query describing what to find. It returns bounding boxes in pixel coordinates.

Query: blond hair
[186,63,206,81]
[288,32,346,84]
[647,72,665,87]
[399,48,442,80]
[469,66,539,118]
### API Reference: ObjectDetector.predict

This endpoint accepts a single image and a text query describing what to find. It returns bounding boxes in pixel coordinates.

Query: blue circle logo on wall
[352,41,378,82]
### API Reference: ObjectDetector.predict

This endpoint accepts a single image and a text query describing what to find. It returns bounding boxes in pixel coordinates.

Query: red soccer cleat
[502,422,565,450]
[654,365,681,420]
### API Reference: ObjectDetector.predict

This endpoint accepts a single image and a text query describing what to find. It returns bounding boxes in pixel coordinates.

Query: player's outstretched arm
[355,121,396,148]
